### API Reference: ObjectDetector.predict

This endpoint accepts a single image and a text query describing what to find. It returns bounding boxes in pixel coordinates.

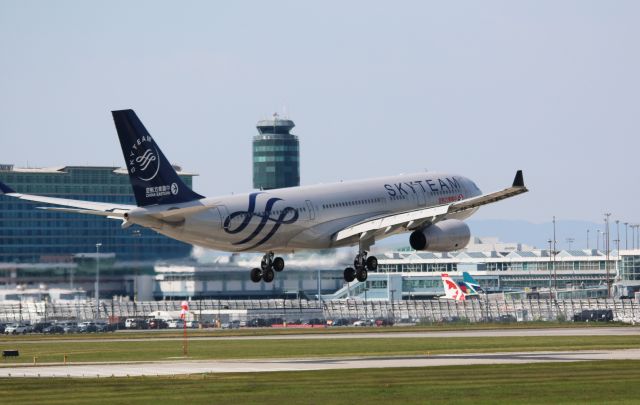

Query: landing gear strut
[344,250,377,283]
[250,252,285,283]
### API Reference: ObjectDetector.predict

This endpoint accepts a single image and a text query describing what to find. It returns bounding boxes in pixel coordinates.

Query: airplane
[441,273,478,301]
[462,271,485,294]
[0,109,528,284]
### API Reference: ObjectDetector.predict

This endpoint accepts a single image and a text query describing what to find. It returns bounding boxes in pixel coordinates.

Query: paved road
[1,349,639,377]
[3,327,640,344]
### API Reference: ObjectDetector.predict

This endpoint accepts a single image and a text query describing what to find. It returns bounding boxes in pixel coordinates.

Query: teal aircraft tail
[463,272,484,294]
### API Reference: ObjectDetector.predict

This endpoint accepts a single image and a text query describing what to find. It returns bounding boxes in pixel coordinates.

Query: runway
[3,326,640,344]
[2,348,640,377]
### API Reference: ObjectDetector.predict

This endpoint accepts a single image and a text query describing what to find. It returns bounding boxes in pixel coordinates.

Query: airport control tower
[253,113,300,190]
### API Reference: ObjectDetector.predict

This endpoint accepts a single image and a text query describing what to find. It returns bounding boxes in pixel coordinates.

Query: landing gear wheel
[250,268,263,283]
[273,257,285,272]
[263,267,275,283]
[356,268,368,282]
[366,256,378,271]
[261,258,270,271]
[344,267,356,282]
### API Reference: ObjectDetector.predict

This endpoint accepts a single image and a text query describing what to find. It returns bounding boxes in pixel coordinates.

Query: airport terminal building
[151,241,640,301]
[0,164,198,299]
[0,164,196,263]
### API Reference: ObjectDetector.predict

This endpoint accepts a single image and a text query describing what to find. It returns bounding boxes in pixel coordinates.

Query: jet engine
[409,219,471,252]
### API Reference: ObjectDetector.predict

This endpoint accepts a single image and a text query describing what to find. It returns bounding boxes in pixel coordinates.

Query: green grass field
[1,361,639,405]
[1,335,640,364]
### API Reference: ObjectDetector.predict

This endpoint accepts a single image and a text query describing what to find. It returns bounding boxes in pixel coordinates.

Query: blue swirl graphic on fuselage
[223,193,299,251]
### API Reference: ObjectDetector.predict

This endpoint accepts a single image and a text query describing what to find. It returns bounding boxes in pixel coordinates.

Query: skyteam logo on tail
[128,135,160,181]
[223,192,299,251]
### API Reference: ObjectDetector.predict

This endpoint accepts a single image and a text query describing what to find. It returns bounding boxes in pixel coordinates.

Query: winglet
[0,180,15,194]
[512,170,524,188]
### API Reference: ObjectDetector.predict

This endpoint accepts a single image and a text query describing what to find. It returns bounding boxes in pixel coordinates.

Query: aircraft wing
[334,170,527,242]
[0,181,134,217]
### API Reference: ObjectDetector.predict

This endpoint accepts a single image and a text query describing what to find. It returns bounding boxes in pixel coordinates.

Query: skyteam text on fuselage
[0,110,528,284]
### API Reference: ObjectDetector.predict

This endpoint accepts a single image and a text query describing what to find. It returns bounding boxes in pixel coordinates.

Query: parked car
[375,318,394,327]
[496,315,517,323]
[167,319,185,329]
[32,322,53,333]
[221,320,240,329]
[147,318,168,329]
[352,319,373,327]
[98,323,119,332]
[185,320,200,329]
[0,323,6,334]
[62,322,80,334]
[78,321,98,333]
[266,317,284,326]
[124,318,148,329]
[5,323,32,335]
[246,318,269,327]
[330,318,350,327]
[573,310,614,322]
[42,324,65,334]
[125,318,143,329]
[305,318,325,326]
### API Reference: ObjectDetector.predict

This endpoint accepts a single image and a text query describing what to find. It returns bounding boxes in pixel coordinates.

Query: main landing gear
[343,251,377,283]
[250,252,285,283]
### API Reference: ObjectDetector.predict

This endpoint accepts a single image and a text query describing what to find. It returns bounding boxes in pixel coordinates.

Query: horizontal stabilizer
[3,192,135,213]
[37,207,127,218]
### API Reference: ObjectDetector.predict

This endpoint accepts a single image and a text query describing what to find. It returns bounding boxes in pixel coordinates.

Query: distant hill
[466,219,623,251]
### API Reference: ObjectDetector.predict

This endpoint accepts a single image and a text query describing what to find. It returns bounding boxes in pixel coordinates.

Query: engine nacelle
[409,219,471,252]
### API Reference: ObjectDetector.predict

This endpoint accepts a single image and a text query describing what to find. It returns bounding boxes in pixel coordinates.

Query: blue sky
[1,1,638,223]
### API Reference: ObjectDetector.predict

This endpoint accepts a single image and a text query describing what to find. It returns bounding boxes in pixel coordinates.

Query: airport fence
[0,298,639,325]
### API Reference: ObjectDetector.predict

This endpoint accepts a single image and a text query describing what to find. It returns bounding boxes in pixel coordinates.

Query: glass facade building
[620,254,640,280]
[252,114,300,190]
[0,164,195,263]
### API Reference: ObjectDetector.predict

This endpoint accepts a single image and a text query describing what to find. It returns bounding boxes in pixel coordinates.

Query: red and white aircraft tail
[441,273,468,301]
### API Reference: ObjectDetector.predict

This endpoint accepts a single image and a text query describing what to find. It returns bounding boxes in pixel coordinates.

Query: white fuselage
[143,172,483,253]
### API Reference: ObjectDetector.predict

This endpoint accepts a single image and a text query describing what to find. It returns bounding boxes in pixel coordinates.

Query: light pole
[624,222,629,250]
[364,286,369,320]
[547,239,553,293]
[95,242,102,319]
[604,213,611,298]
[132,229,141,301]
[390,289,396,322]
[586,229,590,249]
[597,230,601,251]
[552,216,557,294]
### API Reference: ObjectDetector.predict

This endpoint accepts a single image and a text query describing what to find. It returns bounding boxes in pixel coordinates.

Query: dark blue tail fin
[112,109,204,207]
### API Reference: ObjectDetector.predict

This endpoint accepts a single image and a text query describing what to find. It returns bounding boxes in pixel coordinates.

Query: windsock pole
[181,301,189,356]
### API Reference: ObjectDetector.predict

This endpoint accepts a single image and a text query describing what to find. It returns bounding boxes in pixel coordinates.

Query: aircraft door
[305,200,316,220]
